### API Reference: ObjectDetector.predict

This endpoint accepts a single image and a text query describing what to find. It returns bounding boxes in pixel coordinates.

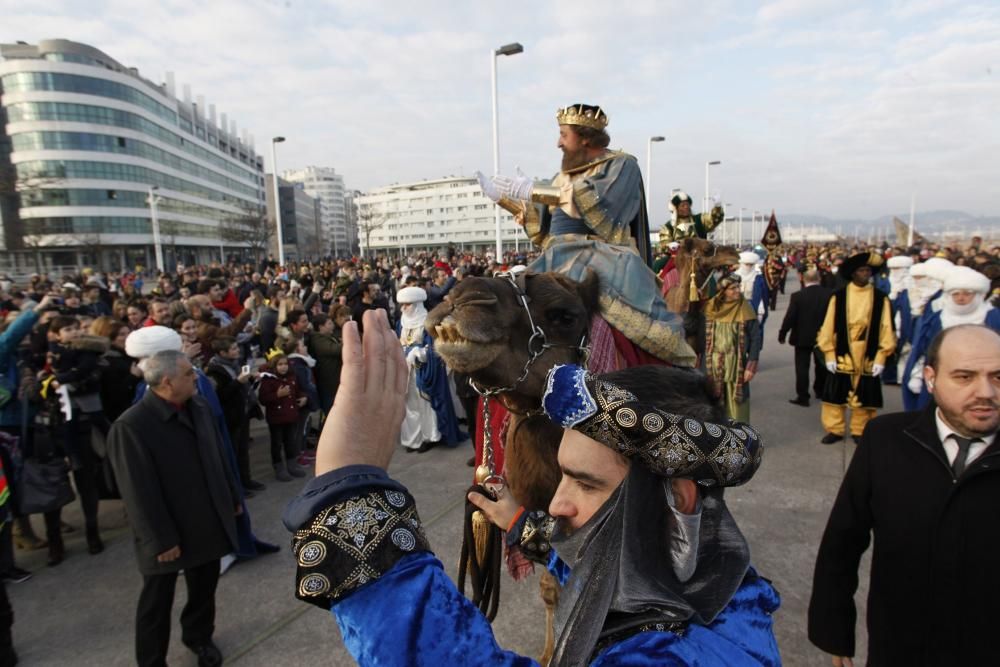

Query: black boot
[86,524,104,555]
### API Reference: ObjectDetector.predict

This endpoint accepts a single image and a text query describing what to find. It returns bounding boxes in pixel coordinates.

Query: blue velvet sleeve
[591,573,781,667]
[333,551,538,667]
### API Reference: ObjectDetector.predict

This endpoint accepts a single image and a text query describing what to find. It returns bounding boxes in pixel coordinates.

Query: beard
[561,146,590,171]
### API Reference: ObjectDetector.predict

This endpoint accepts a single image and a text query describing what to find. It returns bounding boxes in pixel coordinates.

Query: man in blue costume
[476,103,695,367]
[903,266,999,411]
[395,286,463,453]
[125,326,279,565]
[283,310,781,666]
[882,255,914,385]
[736,251,770,327]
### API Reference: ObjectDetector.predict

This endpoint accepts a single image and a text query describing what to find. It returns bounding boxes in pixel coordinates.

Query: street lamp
[491,41,524,260]
[146,185,164,273]
[724,202,733,244]
[738,207,745,246]
[704,160,721,215]
[646,136,665,222]
[271,136,286,267]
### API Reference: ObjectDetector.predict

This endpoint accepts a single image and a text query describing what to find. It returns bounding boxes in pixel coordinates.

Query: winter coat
[308,332,343,402]
[257,371,302,425]
[108,391,240,575]
[287,355,320,413]
[0,309,39,428]
[809,406,1000,665]
[100,347,140,422]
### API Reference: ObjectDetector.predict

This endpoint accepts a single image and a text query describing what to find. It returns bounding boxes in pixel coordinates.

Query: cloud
[1,0,997,219]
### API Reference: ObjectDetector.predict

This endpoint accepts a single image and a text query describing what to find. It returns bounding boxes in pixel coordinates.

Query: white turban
[921,257,954,282]
[886,256,913,269]
[125,326,182,360]
[396,287,428,304]
[944,266,990,294]
[739,251,759,265]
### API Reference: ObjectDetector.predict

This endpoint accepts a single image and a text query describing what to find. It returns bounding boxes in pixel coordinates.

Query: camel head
[426,271,599,406]
[677,237,740,273]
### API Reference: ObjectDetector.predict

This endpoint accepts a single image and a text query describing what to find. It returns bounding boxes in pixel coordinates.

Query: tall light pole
[753,210,761,244]
[646,136,665,223]
[270,136,286,267]
[738,207,745,246]
[146,185,164,273]
[704,160,721,215]
[724,202,733,244]
[491,41,523,260]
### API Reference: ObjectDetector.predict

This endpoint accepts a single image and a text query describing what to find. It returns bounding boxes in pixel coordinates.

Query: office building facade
[0,39,266,273]
[264,175,322,262]
[281,165,353,258]
[358,176,521,255]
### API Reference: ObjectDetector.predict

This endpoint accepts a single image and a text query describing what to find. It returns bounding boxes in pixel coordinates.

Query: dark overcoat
[808,405,1000,665]
[778,284,831,347]
[108,390,240,575]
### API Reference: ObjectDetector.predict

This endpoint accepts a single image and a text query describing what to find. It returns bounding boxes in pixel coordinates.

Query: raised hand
[315,309,408,475]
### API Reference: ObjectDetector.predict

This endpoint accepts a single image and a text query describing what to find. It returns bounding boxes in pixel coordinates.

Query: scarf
[207,355,240,380]
[288,352,316,369]
[400,303,428,330]
[548,466,748,666]
[941,298,992,329]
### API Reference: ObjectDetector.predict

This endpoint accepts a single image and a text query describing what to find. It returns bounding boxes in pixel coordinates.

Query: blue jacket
[0,310,40,428]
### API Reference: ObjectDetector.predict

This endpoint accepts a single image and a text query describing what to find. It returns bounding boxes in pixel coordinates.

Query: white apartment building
[282,165,349,257]
[359,176,523,255]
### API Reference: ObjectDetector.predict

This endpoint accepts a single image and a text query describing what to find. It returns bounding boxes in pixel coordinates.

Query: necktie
[951,435,980,477]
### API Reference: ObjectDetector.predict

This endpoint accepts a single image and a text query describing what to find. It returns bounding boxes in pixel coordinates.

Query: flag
[893,216,926,245]
[761,210,782,250]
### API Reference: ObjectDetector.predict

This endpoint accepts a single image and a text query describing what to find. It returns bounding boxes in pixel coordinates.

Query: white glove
[826,361,837,373]
[871,364,884,377]
[908,377,923,394]
[474,171,501,203]
[492,167,533,201]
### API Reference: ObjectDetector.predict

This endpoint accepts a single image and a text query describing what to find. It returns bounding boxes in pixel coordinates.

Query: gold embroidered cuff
[529,184,561,206]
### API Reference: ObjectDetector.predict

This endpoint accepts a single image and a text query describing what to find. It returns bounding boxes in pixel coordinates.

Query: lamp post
[491,41,524,260]
[724,202,733,244]
[271,136,286,267]
[738,207,745,246]
[646,136,665,223]
[753,210,761,244]
[704,160,721,215]
[146,185,164,273]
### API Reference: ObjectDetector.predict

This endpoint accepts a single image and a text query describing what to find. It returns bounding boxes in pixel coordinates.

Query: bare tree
[220,205,271,263]
[357,206,385,261]
[0,164,65,272]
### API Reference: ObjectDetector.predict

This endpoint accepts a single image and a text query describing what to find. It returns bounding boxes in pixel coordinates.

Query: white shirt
[935,409,996,467]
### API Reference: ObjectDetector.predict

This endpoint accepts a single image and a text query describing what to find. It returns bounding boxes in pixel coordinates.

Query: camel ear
[576,269,600,314]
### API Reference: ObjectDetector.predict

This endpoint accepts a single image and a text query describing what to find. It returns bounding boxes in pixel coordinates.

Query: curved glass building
[0,39,266,273]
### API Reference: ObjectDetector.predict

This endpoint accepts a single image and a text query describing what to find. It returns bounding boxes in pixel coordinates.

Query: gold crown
[265,347,285,362]
[556,104,608,131]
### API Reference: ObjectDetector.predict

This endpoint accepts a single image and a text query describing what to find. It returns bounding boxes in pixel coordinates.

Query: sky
[2,0,998,224]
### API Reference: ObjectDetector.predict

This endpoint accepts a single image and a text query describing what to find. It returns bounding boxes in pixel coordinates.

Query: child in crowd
[256,350,306,481]
[282,336,319,467]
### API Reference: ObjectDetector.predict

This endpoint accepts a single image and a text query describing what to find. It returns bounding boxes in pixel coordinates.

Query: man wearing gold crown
[659,191,725,243]
[476,103,694,367]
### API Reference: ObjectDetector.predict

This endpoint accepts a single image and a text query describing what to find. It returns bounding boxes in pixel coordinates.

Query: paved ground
[7,288,891,665]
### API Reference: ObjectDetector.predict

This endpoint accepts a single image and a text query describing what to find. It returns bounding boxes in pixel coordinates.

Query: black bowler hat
[840,252,884,279]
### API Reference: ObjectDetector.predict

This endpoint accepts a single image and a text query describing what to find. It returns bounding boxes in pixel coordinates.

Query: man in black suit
[808,324,1000,665]
[778,269,831,407]
[109,350,241,667]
